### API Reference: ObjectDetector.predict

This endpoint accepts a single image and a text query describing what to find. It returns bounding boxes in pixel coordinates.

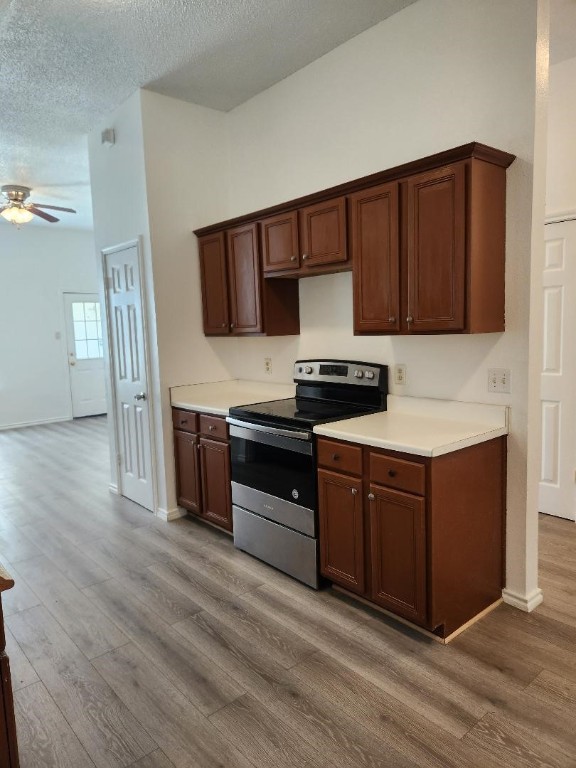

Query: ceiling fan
[0,185,76,225]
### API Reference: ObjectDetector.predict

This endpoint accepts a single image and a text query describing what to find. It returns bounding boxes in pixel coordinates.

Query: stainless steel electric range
[227,359,388,588]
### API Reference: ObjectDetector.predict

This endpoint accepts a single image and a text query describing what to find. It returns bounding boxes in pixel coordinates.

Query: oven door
[227,419,316,515]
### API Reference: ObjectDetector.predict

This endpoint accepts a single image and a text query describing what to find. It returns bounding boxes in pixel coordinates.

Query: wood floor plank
[0,522,43,562]
[18,522,111,588]
[209,693,335,768]
[14,555,129,659]
[14,681,96,768]
[241,584,485,738]
[93,643,255,768]
[0,558,41,616]
[84,578,244,716]
[130,751,176,768]
[175,612,420,768]
[527,669,576,703]
[4,625,39,691]
[150,558,316,669]
[8,605,157,767]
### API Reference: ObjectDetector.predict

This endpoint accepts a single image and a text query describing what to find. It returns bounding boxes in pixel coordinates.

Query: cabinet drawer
[370,452,425,496]
[317,439,362,476]
[172,409,198,433]
[199,414,228,441]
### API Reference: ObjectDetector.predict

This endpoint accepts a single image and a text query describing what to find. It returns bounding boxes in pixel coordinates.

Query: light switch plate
[488,368,510,393]
[394,364,407,386]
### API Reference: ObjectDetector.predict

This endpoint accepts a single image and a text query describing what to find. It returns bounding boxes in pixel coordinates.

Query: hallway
[1,417,576,768]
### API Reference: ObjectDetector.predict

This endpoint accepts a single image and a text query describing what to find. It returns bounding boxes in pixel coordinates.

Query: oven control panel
[294,359,386,388]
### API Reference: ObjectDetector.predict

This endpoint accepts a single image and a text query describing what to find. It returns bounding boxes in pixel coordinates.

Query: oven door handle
[226,417,311,441]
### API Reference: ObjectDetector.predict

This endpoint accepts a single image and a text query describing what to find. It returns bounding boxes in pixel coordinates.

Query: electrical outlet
[264,357,272,375]
[394,364,407,386]
[487,368,511,393]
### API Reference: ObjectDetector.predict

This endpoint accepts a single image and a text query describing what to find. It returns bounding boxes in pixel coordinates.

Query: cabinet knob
[332,453,340,461]
[406,315,414,324]
[388,316,396,323]
[388,469,397,478]
[302,253,309,260]
[351,488,357,495]
[290,256,297,262]
[368,492,375,501]
[181,419,188,425]
[221,323,227,328]
[209,425,216,431]
[230,323,235,329]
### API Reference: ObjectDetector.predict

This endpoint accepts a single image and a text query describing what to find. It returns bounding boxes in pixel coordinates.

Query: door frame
[101,237,159,513]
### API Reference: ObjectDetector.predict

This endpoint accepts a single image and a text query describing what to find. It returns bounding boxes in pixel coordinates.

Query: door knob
[134,392,147,401]
[69,360,76,366]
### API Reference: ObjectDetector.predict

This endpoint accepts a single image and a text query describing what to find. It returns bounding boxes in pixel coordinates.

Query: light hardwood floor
[1,417,576,768]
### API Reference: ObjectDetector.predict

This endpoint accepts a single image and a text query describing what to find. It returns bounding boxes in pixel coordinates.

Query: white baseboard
[156,506,187,522]
[0,416,71,431]
[108,483,119,495]
[502,587,544,612]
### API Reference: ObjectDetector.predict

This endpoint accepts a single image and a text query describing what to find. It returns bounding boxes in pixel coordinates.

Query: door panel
[200,437,232,530]
[405,164,466,332]
[105,244,154,511]
[318,469,365,594]
[63,293,107,417]
[261,211,299,273]
[369,484,427,624]
[174,430,201,513]
[350,183,400,333]
[539,220,576,520]
[199,233,229,335]
[226,224,262,334]
[299,197,348,269]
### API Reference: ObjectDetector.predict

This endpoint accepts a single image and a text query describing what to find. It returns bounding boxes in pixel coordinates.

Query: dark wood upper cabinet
[404,163,466,333]
[299,197,348,270]
[199,226,299,337]
[261,210,299,273]
[198,232,229,335]
[318,468,365,594]
[369,484,427,625]
[226,223,262,334]
[350,182,400,333]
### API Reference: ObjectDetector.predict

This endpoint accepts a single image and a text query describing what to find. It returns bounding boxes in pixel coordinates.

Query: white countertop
[314,395,509,457]
[170,379,296,416]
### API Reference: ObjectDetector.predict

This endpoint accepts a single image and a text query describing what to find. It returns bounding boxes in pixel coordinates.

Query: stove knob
[365,371,375,380]
[297,366,303,373]
[354,370,364,379]
[304,365,313,374]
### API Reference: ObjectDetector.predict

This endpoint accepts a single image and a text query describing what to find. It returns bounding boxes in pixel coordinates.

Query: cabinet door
[405,163,466,332]
[227,223,262,334]
[350,183,400,333]
[369,484,426,625]
[198,233,230,335]
[299,197,348,269]
[173,430,201,514]
[318,469,365,594]
[261,211,299,273]
[199,437,232,531]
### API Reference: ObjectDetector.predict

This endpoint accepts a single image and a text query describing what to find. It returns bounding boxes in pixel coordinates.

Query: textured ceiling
[0,0,418,230]
[1,0,571,231]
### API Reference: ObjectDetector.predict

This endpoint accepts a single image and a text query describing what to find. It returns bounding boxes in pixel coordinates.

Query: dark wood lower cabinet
[318,469,365,594]
[199,437,232,531]
[172,410,232,532]
[0,567,19,768]
[369,484,426,625]
[317,436,506,639]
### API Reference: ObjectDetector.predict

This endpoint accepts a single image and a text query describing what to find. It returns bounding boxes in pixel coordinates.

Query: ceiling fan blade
[28,206,59,223]
[32,203,77,214]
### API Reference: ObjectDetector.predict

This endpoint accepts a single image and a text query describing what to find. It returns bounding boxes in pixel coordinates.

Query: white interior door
[64,293,107,417]
[104,243,155,512]
[539,219,576,521]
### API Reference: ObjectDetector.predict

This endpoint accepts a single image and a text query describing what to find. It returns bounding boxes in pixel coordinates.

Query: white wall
[220,0,542,604]
[546,55,576,216]
[88,91,156,493]
[0,226,97,429]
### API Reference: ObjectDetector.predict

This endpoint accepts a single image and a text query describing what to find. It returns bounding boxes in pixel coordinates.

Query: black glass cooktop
[229,397,378,430]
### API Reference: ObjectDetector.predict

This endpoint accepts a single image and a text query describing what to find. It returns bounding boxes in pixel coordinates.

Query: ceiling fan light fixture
[1,206,34,224]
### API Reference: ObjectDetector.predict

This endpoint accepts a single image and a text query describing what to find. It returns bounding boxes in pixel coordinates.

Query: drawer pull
[332,453,340,461]
[351,488,357,495]
[209,425,216,431]
[181,419,188,425]
[388,469,397,478]
[368,493,375,501]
